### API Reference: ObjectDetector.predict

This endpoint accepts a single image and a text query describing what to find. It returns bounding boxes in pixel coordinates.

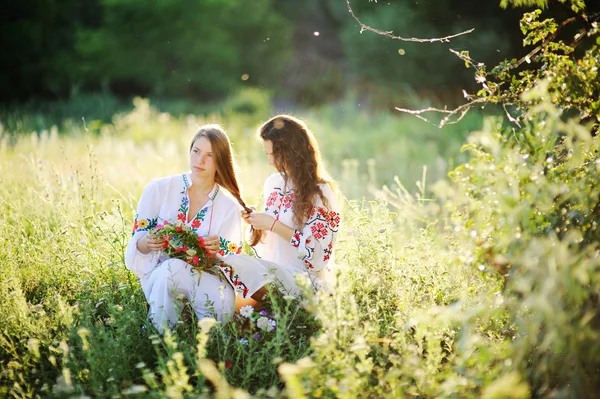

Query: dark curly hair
[258,115,334,228]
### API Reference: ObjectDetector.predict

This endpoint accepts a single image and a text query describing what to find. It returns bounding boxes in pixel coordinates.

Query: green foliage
[76,0,291,98]
[464,1,599,128]
[501,0,587,13]
[439,87,600,395]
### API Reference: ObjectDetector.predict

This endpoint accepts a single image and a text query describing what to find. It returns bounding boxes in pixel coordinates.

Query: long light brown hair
[190,125,262,246]
[259,115,333,227]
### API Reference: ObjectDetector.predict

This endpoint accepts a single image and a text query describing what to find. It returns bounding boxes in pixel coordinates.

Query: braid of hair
[229,188,265,247]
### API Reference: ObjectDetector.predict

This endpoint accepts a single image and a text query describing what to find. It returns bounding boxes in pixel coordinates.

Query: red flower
[235,247,242,254]
[192,256,199,265]
[198,236,206,248]
[177,213,186,221]
[132,220,138,232]
[224,361,233,369]
[191,219,201,229]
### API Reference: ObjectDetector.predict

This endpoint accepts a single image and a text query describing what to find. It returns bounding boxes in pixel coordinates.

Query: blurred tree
[75,0,291,99]
[0,0,100,101]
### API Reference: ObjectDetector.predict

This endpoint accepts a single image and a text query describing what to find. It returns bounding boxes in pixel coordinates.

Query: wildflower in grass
[253,333,263,340]
[239,338,249,345]
[225,361,233,369]
[240,305,254,318]
[257,316,276,332]
[259,310,268,316]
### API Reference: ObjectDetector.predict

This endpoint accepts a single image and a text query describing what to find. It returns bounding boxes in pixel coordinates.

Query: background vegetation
[1,0,599,397]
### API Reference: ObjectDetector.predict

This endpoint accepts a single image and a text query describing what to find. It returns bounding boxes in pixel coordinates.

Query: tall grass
[2,88,594,398]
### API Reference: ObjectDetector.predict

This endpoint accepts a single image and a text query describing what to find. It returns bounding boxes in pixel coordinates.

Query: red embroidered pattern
[218,263,250,298]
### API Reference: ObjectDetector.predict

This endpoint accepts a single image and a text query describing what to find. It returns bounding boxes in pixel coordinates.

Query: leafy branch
[355,0,599,128]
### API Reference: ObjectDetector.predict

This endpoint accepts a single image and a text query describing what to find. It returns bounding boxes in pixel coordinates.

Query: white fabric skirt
[219,254,327,299]
[142,258,235,333]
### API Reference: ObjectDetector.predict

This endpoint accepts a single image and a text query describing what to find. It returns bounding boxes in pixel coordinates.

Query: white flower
[239,338,249,345]
[257,316,276,332]
[239,305,254,318]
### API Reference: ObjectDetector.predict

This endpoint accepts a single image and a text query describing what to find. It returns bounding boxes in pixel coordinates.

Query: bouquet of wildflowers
[148,220,217,273]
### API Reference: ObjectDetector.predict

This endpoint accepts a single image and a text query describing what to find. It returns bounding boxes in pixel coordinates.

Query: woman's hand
[240,207,255,224]
[247,212,276,231]
[203,235,221,256]
[137,234,166,254]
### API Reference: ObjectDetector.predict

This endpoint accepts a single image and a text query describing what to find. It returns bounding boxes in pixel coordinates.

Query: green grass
[2,92,596,397]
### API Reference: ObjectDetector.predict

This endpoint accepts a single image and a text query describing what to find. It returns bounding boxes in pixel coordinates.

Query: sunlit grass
[3,93,595,397]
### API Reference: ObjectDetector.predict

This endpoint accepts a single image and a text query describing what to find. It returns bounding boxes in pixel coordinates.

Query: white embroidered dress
[125,173,242,332]
[220,173,341,298]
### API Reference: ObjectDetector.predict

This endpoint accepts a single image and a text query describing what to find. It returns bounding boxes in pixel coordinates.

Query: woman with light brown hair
[125,124,259,333]
[220,115,341,299]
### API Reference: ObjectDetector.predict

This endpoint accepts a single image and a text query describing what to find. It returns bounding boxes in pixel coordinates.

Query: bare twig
[503,103,521,127]
[346,0,474,43]
[395,98,487,128]
[449,49,485,69]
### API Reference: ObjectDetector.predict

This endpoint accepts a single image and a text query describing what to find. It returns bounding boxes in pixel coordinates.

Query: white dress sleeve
[125,179,161,280]
[216,204,243,259]
[289,185,341,272]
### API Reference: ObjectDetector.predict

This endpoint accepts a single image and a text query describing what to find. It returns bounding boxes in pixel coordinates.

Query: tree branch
[346,0,474,43]
[395,98,488,128]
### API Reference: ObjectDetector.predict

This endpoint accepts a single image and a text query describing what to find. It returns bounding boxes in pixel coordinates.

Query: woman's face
[262,140,276,168]
[190,136,217,179]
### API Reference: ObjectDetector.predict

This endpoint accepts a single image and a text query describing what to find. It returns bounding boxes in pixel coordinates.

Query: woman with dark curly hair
[219,115,341,300]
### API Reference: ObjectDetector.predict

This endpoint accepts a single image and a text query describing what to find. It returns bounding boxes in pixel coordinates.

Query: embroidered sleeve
[125,179,161,279]
[289,186,340,272]
[215,204,242,258]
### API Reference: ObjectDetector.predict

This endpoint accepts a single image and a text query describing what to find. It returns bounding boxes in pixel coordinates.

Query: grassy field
[1,93,597,398]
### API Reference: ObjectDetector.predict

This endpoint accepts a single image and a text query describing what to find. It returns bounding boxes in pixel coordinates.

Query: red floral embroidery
[217,263,251,298]
[177,212,186,221]
[266,191,279,207]
[326,211,340,228]
[282,193,294,209]
[291,231,301,248]
[310,222,328,240]
[191,219,201,229]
